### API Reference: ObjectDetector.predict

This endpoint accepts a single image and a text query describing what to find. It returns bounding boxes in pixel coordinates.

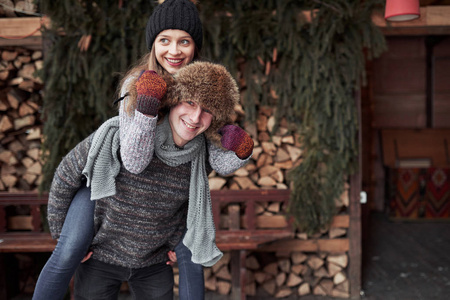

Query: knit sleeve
[207,140,251,176]
[119,74,158,174]
[47,135,92,239]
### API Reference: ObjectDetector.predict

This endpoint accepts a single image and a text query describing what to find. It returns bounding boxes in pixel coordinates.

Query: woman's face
[154,29,196,75]
[169,101,213,147]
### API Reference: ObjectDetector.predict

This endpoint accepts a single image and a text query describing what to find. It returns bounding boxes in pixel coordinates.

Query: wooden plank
[0,17,50,48]
[211,189,290,203]
[220,214,348,229]
[216,230,294,251]
[0,17,49,38]
[257,238,349,253]
[0,192,49,205]
[0,36,43,48]
[0,233,55,253]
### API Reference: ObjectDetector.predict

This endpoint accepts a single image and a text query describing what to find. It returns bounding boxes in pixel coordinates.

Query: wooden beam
[0,17,50,48]
[258,238,350,253]
[0,17,49,38]
[372,6,450,35]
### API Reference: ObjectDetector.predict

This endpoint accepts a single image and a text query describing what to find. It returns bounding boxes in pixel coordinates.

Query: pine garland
[39,0,386,233]
[200,0,386,233]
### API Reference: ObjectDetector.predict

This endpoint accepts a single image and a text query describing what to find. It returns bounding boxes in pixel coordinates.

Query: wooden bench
[0,192,54,252]
[0,190,293,300]
[0,192,54,299]
[211,189,294,300]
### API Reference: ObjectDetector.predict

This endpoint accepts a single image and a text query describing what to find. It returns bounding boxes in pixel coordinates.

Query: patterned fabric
[389,168,450,220]
[389,168,423,219]
[425,168,450,218]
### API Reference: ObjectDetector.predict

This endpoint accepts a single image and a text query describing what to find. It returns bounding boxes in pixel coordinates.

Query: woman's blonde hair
[117,44,166,116]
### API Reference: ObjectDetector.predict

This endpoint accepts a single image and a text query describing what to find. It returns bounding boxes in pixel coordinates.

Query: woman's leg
[33,184,95,300]
[175,240,205,300]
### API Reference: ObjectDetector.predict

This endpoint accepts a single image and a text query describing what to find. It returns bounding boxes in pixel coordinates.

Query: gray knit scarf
[83,116,222,267]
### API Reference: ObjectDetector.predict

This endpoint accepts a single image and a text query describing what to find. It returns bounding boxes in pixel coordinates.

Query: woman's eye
[180,39,190,45]
[186,101,194,106]
[159,38,169,44]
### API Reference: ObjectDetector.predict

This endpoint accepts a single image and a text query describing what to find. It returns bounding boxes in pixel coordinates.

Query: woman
[33,1,253,299]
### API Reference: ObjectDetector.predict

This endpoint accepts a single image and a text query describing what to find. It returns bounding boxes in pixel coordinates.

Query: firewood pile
[0,47,44,191]
[209,105,302,191]
[173,245,350,298]
[241,251,350,298]
[0,0,37,17]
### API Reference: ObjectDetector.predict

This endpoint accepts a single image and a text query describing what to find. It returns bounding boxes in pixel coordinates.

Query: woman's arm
[47,135,92,239]
[208,124,254,176]
[118,71,166,174]
[119,106,158,174]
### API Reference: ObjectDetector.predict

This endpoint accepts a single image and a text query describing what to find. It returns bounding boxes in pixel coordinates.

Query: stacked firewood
[173,250,350,298]
[0,47,44,191]
[209,105,302,191]
[241,251,350,298]
[0,0,37,17]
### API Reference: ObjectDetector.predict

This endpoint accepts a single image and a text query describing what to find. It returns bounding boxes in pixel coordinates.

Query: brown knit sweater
[47,133,196,268]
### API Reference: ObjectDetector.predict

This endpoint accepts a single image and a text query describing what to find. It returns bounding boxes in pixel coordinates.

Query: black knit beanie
[146,0,203,51]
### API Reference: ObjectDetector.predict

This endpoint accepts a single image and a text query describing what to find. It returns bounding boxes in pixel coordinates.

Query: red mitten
[218,125,254,159]
[135,70,167,116]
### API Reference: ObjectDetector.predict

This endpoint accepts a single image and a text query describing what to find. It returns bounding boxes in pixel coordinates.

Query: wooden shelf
[372,6,450,35]
[0,17,49,48]
[259,238,350,253]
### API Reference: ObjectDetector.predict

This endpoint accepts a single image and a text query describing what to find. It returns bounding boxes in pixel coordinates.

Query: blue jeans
[33,184,94,300]
[175,239,205,300]
[74,259,173,300]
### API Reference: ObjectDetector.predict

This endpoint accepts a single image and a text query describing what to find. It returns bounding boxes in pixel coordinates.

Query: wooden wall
[372,36,450,128]
[365,35,450,211]
[434,38,450,127]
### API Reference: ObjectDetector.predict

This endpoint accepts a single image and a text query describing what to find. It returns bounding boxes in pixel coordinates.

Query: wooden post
[230,250,242,299]
[349,89,362,299]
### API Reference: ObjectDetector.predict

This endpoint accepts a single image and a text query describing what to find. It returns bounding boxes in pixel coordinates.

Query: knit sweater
[47,133,193,268]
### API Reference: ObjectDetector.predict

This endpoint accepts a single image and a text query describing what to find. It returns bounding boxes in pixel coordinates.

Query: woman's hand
[81,251,93,263]
[135,70,167,116]
[166,250,177,266]
[218,124,254,159]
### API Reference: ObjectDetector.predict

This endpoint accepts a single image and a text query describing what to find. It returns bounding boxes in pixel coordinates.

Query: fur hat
[146,0,203,51]
[163,61,239,145]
